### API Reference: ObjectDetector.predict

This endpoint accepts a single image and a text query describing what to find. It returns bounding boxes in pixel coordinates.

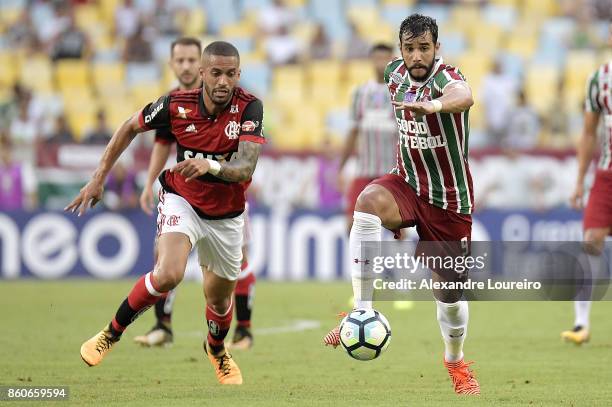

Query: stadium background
[0,0,610,279]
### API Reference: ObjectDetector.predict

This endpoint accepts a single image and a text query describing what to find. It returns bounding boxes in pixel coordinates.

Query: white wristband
[207,159,221,175]
[430,99,443,113]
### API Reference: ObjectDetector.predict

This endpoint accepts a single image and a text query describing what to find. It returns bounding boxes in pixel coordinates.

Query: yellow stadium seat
[99,0,121,28]
[272,66,305,104]
[0,51,19,88]
[19,57,54,93]
[102,98,136,129]
[221,20,255,38]
[75,4,101,32]
[347,7,379,27]
[450,5,481,28]
[293,22,316,44]
[130,83,163,110]
[505,34,536,59]
[525,64,559,115]
[452,53,493,90]
[55,60,91,90]
[308,60,341,84]
[564,50,598,93]
[62,94,98,141]
[178,9,207,36]
[92,62,125,92]
[468,24,504,52]
[489,0,518,6]
[346,60,374,87]
[524,0,559,17]
[359,22,394,44]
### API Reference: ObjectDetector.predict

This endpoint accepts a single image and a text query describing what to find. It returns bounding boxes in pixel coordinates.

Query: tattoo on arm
[216,140,262,182]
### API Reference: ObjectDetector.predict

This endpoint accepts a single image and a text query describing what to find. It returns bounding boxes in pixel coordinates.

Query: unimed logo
[0,213,139,279]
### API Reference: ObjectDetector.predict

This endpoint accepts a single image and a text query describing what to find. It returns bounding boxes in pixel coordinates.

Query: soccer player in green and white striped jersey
[565,21,612,345]
[323,14,479,395]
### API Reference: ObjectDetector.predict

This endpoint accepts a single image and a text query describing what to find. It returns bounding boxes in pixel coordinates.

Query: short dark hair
[170,37,202,56]
[370,43,394,55]
[399,14,438,44]
[203,41,240,62]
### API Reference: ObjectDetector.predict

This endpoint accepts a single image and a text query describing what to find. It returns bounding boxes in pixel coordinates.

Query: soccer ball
[339,308,391,361]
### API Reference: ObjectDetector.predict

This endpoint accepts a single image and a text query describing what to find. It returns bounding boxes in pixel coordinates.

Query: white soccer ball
[339,308,391,361]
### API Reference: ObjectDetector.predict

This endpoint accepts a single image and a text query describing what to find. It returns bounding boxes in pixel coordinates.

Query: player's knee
[355,186,387,217]
[154,265,184,291]
[583,229,607,256]
[207,297,232,315]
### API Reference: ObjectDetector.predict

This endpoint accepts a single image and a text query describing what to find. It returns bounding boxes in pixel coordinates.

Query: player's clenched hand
[569,184,584,210]
[392,100,437,116]
[64,180,104,216]
[171,158,211,183]
[140,185,154,215]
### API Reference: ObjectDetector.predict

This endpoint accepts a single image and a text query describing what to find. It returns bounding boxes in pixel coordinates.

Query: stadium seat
[180,8,206,36]
[18,57,54,94]
[130,83,163,110]
[272,65,305,105]
[55,60,91,91]
[0,50,19,88]
[240,62,271,97]
[467,24,503,53]
[380,4,412,27]
[92,62,125,93]
[74,3,100,31]
[525,64,559,115]
[346,60,374,87]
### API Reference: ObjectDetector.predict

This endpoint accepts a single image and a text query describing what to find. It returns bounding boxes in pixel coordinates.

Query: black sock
[235,295,252,327]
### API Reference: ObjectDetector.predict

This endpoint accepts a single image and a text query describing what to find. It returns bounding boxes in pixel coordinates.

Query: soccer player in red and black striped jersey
[67,41,264,385]
[133,37,257,351]
[323,14,480,395]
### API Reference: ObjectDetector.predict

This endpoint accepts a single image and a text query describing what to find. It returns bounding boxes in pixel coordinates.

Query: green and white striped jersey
[384,57,473,214]
[585,61,612,170]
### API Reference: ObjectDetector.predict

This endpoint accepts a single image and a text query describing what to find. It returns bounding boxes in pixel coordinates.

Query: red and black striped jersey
[138,86,265,219]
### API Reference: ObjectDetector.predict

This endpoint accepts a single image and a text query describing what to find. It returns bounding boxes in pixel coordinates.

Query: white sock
[574,301,591,329]
[350,211,382,310]
[436,300,469,362]
[573,253,598,329]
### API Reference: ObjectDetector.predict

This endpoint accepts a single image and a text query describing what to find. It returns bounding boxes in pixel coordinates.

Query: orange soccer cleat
[444,358,481,395]
[204,343,243,385]
[322,312,348,348]
[80,327,120,367]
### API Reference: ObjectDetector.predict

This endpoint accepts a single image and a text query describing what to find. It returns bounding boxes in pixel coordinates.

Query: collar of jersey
[198,88,235,119]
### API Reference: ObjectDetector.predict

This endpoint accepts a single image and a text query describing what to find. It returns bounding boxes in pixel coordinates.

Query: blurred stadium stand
[1,0,611,212]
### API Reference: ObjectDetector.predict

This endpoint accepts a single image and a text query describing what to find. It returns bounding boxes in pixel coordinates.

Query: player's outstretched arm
[392,82,474,115]
[64,113,144,216]
[216,140,262,182]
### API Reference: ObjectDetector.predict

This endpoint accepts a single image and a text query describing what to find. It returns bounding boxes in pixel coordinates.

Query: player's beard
[205,85,233,106]
[408,54,436,82]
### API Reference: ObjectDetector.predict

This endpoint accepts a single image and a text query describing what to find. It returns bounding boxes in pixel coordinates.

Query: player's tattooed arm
[216,140,262,182]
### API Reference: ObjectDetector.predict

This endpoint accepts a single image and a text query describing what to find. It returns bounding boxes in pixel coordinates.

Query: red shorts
[371,173,472,242]
[346,177,377,217]
[584,170,612,233]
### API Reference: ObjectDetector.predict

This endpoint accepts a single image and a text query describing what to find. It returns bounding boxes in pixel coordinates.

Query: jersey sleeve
[138,95,171,130]
[433,66,467,95]
[383,58,403,86]
[154,126,175,144]
[584,70,601,113]
[239,99,266,144]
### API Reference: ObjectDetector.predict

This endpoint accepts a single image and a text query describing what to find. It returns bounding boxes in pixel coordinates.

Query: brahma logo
[241,121,259,132]
[176,106,192,119]
[225,121,240,139]
[144,102,164,123]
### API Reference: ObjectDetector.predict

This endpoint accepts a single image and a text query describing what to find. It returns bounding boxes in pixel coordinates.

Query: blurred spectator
[49,6,92,61]
[84,110,112,145]
[570,9,601,49]
[148,0,180,36]
[544,79,572,147]
[264,26,300,65]
[6,9,42,53]
[9,97,39,149]
[318,138,342,210]
[308,24,333,60]
[480,59,518,146]
[0,136,38,210]
[344,22,370,60]
[115,0,141,39]
[47,114,75,144]
[122,22,154,63]
[257,0,296,37]
[104,159,139,210]
[504,90,540,149]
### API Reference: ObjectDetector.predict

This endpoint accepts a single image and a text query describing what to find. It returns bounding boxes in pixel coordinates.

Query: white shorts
[157,192,244,281]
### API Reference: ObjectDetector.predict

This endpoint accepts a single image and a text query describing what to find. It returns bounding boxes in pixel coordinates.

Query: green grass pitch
[1,281,611,406]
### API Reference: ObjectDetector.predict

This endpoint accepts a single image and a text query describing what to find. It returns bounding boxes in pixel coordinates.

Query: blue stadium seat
[309,0,348,40]
[240,0,272,11]
[239,62,271,97]
[381,5,414,28]
[413,4,450,24]
[203,0,239,34]
[482,4,517,30]
[346,0,378,7]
